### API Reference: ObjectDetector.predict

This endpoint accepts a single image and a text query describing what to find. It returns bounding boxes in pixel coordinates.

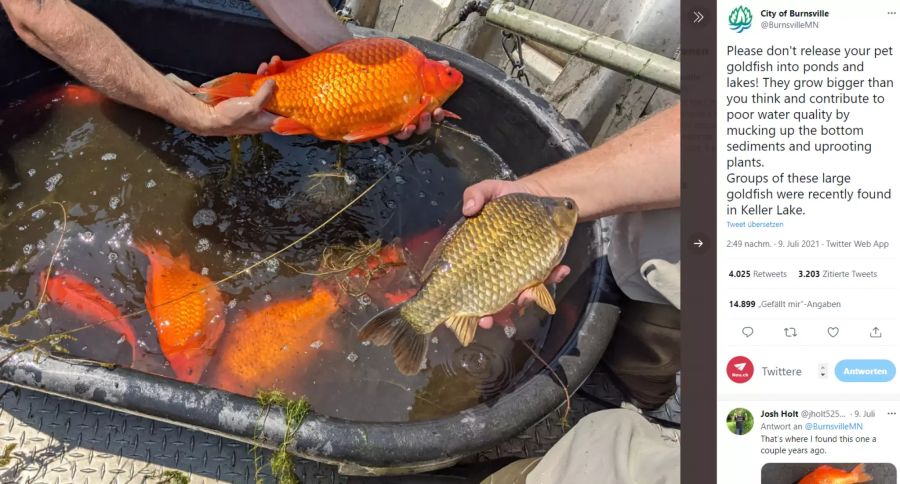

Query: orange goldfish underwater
[197,37,463,142]
[204,286,340,396]
[136,243,225,383]
[42,270,145,365]
[798,464,873,484]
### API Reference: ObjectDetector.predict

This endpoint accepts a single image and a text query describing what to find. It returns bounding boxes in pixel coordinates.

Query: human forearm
[3,0,216,133]
[521,104,681,221]
[252,0,351,53]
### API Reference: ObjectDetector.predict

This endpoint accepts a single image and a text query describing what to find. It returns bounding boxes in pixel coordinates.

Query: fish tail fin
[133,240,154,257]
[850,464,872,482]
[196,73,261,105]
[130,345,150,368]
[164,73,198,94]
[38,268,53,297]
[113,317,149,368]
[134,241,174,263]
[359,305,429,375]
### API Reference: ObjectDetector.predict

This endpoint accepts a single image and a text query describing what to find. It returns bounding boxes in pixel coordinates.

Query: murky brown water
[0,82,551,422]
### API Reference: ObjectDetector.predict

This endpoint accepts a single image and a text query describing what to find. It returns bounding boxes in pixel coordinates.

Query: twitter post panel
[717,1,898,482]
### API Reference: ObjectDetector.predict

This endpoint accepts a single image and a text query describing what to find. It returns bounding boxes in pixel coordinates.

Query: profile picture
[726,408,754,435]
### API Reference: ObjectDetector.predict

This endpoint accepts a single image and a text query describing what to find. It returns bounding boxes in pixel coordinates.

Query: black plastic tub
[0,0,620,475]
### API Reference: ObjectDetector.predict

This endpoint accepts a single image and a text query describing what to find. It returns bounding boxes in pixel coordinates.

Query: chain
[501,30,530,86]
[428,0,530,87]
[433,0,492,42]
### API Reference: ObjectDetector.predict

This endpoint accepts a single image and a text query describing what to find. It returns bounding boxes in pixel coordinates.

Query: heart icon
[827,327,839,337]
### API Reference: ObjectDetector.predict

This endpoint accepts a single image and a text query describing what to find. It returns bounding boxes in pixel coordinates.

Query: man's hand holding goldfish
[0,0,449,142]
[254,55,450,145]
[463,105,681,329]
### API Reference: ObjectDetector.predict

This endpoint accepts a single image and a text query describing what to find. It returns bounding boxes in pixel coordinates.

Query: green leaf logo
[729,6,753,33]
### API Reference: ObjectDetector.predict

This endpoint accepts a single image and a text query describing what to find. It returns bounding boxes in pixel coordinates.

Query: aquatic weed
[521,342,572,430]
[149,469,190,484]
[0,443,17,467]
[281,238,408,298]
[227,135,245,180]
[253,389,312,484]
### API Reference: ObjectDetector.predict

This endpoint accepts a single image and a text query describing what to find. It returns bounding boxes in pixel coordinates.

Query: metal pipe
[485,1,681,93]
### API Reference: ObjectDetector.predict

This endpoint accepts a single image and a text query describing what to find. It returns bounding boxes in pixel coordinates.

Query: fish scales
[205,287,339,396]
[360,193,578,375]
[151,267,216,346]
[137,243,225,383]
[265,39,422,137]
[404,195,565,328]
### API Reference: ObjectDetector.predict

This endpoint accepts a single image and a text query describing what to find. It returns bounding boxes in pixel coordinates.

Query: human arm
[1,0,277,136]
[465,103,681,328]
[252,0,352,53]
[463,103,681,220]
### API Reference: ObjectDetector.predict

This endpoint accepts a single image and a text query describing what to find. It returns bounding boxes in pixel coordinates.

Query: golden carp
[359,193,578,375]
[196,37,463,143]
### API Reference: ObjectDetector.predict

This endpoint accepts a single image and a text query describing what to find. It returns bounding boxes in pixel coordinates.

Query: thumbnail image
[727,408,754,435]
[761,463,896,483]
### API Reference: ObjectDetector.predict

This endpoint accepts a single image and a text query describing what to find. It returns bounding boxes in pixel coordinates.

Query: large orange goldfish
[42,270,145,365]
[204,286,340,396]
[798,464,873,484]
[136,243,225,383]
[197,37,463,142]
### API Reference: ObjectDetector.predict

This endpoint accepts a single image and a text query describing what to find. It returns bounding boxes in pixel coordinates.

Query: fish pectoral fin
[401,95,433,127]
[342,122,397,143]
[527,283,557,315]
[445,315,479,347]
[272,117,313,136]
[264,58,302,75]
[196,73,260,105]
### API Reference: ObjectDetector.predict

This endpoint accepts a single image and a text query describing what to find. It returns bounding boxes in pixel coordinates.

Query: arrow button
[688,6,709,27]
[688,232,710,254]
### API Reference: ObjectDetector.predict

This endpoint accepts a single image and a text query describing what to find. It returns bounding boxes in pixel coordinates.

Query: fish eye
[564,199,574,210]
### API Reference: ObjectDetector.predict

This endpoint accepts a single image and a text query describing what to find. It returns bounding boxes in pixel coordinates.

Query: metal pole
[484,1,681,93]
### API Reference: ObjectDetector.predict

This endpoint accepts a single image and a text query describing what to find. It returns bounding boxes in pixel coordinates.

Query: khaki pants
[482,408,680,484]
[481,260,683,484]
